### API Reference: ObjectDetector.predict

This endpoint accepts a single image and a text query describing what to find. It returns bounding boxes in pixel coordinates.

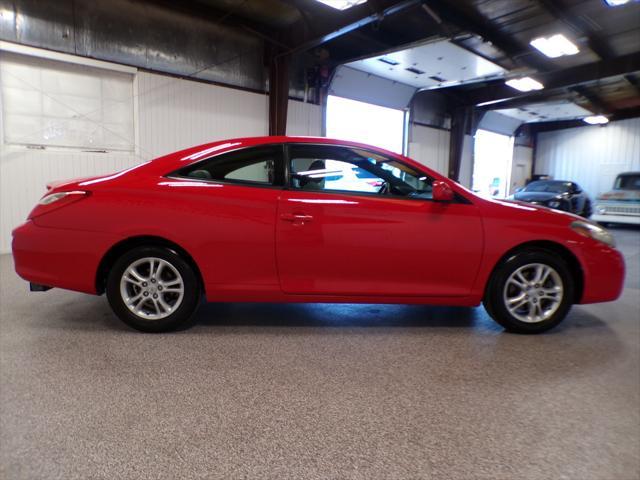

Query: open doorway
[472,129,514,198]
[325,95,406,154]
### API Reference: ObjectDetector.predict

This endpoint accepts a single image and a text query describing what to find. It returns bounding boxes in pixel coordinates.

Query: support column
[268,54,290,136]
[448,107,471,181]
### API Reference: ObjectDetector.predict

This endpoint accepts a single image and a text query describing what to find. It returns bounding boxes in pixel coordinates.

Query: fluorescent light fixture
[505,77,544,92]
[530,34,579,58]
[313,0,367,10]
[583,115,609,124]
[604,0,630,6]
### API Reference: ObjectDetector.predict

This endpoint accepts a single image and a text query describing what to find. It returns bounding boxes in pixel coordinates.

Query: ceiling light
[583,115,609,124]
[530,34,579,58]
[603,0,630,6]
[313,0,367,10]
[506,77,544,92]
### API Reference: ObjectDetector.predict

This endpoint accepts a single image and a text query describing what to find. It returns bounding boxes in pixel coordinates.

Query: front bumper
[577,243,625,304]
[12,220,116,294]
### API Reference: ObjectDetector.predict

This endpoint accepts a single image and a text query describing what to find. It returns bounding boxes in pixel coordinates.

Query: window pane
[290,145,433,198]
[177,146,279,185]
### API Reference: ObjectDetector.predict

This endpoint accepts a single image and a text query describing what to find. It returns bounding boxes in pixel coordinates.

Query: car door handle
[280,213,314,225]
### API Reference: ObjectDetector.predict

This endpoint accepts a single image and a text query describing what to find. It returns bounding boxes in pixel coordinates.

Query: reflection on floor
[1,227,639,480]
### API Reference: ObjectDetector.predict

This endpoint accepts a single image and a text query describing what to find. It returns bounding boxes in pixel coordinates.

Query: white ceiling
[345,40,507,89]
[495,101,593,123]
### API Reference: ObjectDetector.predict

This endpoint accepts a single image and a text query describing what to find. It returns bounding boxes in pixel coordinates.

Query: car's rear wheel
[106,246,201,332]
[483,249,574,334]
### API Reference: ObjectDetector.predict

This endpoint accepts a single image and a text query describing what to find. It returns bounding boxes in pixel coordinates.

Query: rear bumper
[12,220,116,294]
[591,213,640,225]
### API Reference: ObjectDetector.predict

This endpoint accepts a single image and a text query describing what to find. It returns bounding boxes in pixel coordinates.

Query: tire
[483,249,574,334]
[106,246,201,332]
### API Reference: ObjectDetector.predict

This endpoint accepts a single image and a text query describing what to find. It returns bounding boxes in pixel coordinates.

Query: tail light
[29,190,90,219]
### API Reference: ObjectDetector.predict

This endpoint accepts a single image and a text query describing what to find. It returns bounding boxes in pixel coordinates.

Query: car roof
[143,135,425,177]
[528,180,572,184]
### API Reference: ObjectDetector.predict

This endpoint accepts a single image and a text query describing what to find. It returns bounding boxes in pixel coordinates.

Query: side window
[175,146,281,185]
[289,145,434,199]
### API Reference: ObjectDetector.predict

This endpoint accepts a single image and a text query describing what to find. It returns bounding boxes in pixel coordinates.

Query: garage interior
[0,0,639,479]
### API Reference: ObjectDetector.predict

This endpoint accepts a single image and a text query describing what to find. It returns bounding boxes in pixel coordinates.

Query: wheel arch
[485,240,584,303]
[95,236,205,295]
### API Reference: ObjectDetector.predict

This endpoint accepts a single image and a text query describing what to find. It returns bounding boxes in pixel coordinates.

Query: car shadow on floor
[194,302,489,330]
[40,293,614,335]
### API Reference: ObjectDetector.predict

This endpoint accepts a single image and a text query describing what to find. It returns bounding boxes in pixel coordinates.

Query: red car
[12,136,624,334]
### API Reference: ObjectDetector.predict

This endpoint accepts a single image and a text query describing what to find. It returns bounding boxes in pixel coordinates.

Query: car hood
[513,191,563,202]
[488,198,583,223]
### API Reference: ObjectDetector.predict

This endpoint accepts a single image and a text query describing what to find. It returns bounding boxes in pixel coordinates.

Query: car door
[276,144,484,297]
[167,144,284,293]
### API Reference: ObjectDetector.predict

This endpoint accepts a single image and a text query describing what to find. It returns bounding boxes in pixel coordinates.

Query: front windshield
[524,181,570,194]
[615,174,640,191]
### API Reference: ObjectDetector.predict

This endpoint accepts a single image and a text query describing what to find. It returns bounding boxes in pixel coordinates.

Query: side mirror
[432,180,455,202]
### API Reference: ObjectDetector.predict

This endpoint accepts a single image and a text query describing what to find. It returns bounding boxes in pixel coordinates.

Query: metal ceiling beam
[470,52,640,107]
[570,85,613,115]
[282,0,424,56]
[526,105,640,133]
[480,91,576,111]
[625,74,640,95]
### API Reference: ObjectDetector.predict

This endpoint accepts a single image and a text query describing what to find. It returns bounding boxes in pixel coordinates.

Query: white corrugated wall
[0,64,322,253]
[286,100,323,137]
[407,125,473,188]
[535,118,640,198]
[136,72,269,160]
[408,124,450,176]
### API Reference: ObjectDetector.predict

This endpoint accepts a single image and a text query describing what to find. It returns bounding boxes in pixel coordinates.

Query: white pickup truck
[592,172,640,226]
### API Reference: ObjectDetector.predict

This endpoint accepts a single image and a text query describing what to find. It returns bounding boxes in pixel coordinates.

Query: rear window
[615,174,640,191]
[524,181,570,193]
[173,146,281,186]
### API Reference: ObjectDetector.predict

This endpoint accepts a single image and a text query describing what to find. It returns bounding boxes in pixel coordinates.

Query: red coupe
[12,136,624,333]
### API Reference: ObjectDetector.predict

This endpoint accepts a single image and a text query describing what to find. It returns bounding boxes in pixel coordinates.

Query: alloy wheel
[119,257,185,320]
[502,263,564,323]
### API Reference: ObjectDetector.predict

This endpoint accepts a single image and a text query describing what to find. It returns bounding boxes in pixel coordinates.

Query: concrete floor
[1,229,639,480]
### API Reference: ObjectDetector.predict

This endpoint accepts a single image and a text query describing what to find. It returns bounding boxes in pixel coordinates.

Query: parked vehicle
[12,136,624,334]
[592,172,640,226]
[512,180,592,217]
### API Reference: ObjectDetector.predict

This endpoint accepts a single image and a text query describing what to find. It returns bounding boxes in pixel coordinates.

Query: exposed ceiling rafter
[280,0,424,56]
[470,52,640,107]
[525,105,640,133]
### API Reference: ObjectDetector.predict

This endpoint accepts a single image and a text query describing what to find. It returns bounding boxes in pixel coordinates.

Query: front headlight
[548,200,561,209]
[571,220,615,248]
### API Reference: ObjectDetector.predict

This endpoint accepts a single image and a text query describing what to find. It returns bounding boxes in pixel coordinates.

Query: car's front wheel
[106,246,201,332]
[483,249,574,334]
